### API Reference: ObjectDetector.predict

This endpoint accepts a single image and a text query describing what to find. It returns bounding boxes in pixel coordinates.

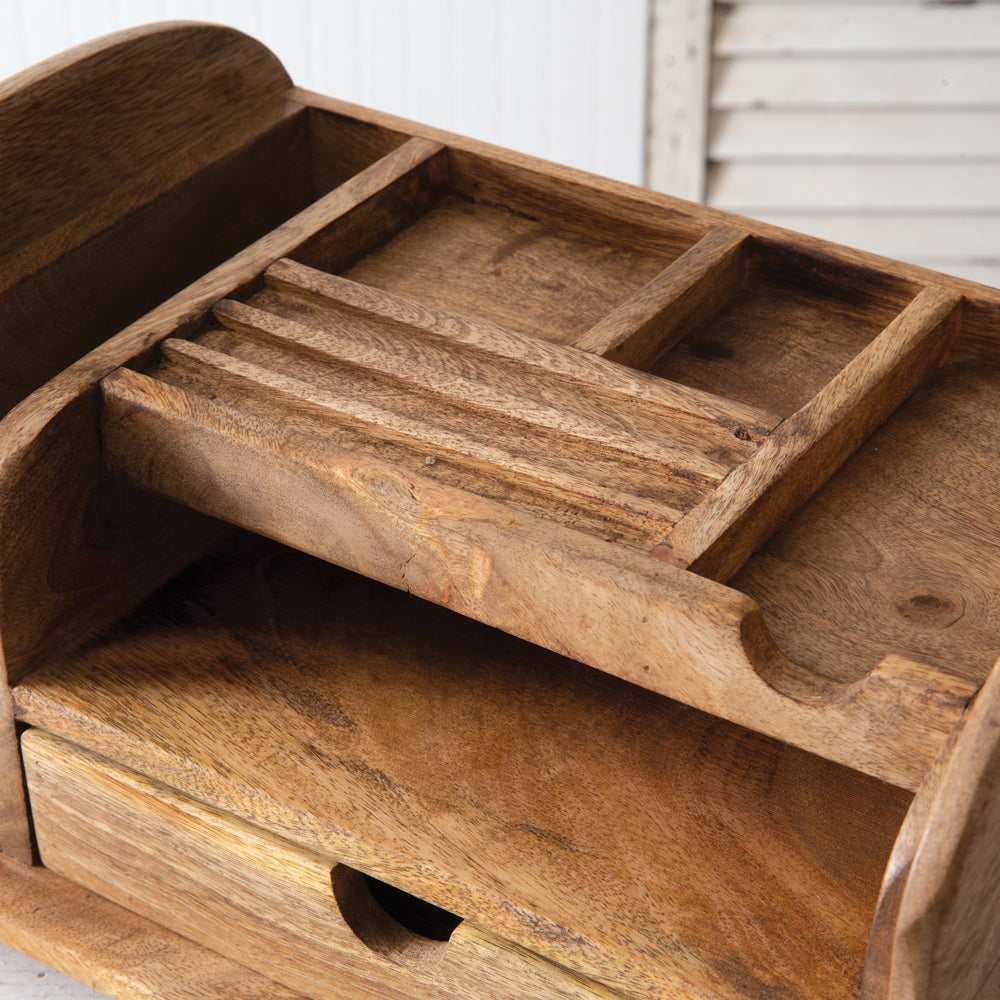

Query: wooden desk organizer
[2,22,1000,1000]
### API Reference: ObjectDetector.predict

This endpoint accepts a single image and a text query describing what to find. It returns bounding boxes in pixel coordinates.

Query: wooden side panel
[873,655,1000,1000]
[23,730,625,1000]
[0,23,290,295]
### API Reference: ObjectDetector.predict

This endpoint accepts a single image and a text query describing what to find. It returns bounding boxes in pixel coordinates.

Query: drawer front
[22,729,624,1000]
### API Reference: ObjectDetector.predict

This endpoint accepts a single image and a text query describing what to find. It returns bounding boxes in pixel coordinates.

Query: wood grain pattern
[881,654,1000,1000]
[24,730,625,1000]
[660,285,963,582]
[0,23,290,295]
[265,257,780,436]
[342,194,670,346]
[734,358,1000,689]
[157,330,702,531]
[0,853,306,1000]
[0,122,440,855]
[573,227,750,368]
[13,536,913,1000]
[0,134,440,685]
[99,363,973,789]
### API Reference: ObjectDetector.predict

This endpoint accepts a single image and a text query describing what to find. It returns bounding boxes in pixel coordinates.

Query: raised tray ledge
[98,371,971,792]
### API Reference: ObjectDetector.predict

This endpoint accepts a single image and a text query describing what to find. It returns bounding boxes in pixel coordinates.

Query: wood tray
[2,22,1000,1000]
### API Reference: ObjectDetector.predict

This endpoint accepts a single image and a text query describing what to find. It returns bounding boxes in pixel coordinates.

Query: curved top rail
[0,22,291,297]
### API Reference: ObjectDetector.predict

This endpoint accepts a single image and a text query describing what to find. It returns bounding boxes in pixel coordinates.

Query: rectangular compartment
[651,239,920,417]
[14,533,914,1000]
[289,146,711,347]
[734,346,1000,688]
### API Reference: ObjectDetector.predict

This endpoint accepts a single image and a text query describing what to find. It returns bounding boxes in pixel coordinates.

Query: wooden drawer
[22,727,615,1000]
[13,535,912,1000]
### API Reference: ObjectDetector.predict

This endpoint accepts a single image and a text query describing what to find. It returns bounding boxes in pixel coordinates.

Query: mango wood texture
[0,22,292,416]
[0,854,306,999]
[660,284,963,581]
[13,535,913,1000]
[5,25,1000,1000]
[99,362,974,791]
[24,730,624,1000]
[0,49,418,856]
[873,655,1000,1000]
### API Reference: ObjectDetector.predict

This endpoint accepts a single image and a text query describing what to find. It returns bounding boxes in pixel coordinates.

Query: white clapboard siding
[714,55,1000,108]
[711,109,1000,159]
[715,2,1000,54]
[752,212,1000,262]
[708,162,1000,212]
[0,0,648,185]
[705,2,1000,287]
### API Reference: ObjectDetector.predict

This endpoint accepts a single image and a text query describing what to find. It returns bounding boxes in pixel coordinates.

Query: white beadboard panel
[708,161,1000,211]
[713,55,1000,109]
[752,211,1000,261]
[710,109,1000,159]
[715,3,1000,55]
[0,0,648,184]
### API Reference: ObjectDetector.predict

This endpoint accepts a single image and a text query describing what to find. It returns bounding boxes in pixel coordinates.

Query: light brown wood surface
[874,654,1000,1000]
[13,534,912,1000]
[662,284,962,581]
[0,854,306,1000]
[734,357,1000,689]
[99,362,974,790]
[24,729,625,1000]
[5,25,1000,1000]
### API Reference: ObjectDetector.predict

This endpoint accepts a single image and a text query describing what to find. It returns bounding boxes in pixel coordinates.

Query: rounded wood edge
[0,21,290,107]
[862,654,1000,1000]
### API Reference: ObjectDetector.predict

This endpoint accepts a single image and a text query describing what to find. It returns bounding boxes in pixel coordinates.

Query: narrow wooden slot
[290,137,450,276]
[573,227,751,369]
[0,107,412,421]
[661,285,964,583]
[153,334,695,533]
[264,257,780,440]
[652,238,921,419]
[13,536,916,1000]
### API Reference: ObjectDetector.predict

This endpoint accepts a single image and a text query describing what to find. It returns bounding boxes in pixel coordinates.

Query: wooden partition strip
[212,297,743,481]
[265,258,780,439]
[572,228,750,368]
[291,141,450,275]
[660,285,964,582]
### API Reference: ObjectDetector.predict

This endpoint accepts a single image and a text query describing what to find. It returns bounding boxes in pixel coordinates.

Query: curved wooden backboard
[0,22,293,861]
[0,21,292,417]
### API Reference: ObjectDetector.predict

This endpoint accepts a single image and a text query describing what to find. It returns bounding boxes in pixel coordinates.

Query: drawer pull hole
[332,864,462,966]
